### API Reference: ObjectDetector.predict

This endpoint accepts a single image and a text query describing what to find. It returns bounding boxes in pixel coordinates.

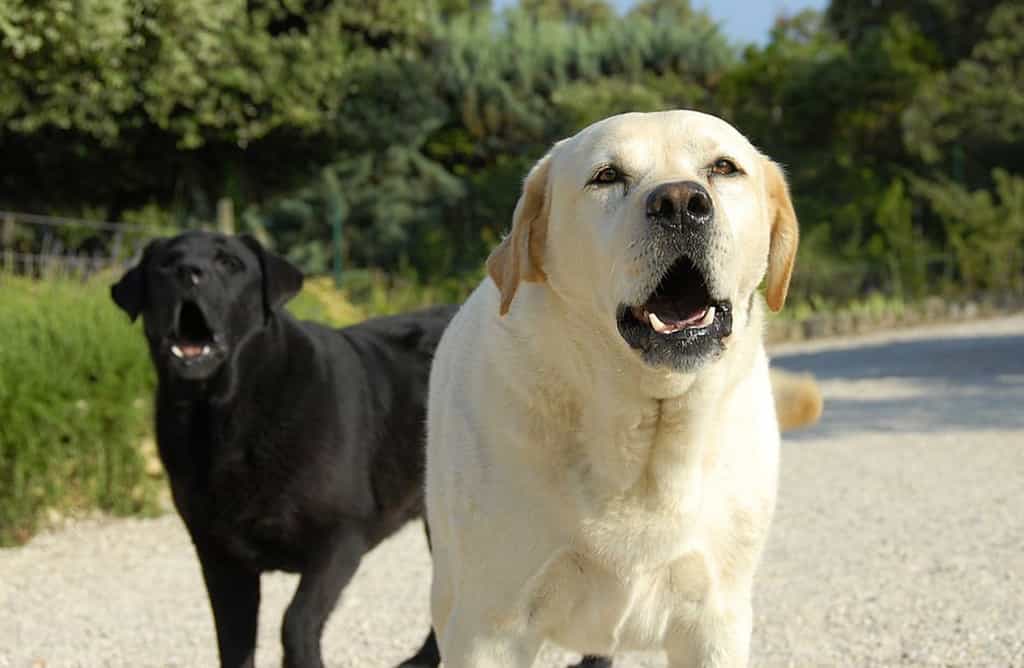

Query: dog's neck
[504,286,767,506]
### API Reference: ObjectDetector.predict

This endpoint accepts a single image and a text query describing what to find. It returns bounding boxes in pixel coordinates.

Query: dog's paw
[395,657,439,668]
[394,634,441,668]
[568,656,613,668]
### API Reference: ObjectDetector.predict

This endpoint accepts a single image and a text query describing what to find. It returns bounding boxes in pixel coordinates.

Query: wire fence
[4,208,1020,306]
[0,211,167,281]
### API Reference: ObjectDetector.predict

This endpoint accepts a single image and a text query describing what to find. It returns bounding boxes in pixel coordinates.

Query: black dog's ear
[111,239,162,322]
[240,234,304,312]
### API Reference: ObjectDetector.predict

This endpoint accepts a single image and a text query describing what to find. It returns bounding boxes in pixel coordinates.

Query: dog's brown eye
[159,251,181,271]
[591,166,622,185]
[711,159,739,176]
[215,252,242,272]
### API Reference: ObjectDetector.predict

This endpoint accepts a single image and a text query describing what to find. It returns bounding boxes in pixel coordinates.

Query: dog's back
[304,305,459,540]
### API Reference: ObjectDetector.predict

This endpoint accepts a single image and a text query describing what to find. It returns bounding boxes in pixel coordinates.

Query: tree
[872,180,928,299]
[721,7,947,270]
[0,0,438,218]
[912,169,1024,293]
[628,0,694,22]
[903,3,1024,181]
[516,0,615,26]
[826,0,1003,67]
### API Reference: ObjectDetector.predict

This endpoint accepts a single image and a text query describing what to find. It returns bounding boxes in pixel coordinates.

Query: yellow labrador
[425,110,800,667]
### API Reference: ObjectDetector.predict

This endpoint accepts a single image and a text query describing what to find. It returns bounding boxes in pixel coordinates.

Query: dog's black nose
[646,181,713,230]
[177,263,204,287]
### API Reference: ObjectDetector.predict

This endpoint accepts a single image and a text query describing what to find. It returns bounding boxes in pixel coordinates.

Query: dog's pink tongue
[181,344,204,358]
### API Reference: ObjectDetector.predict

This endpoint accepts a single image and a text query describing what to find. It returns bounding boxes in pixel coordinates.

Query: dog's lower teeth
[202,345,211,355]
[645,306,715,334]
[648,312,676,334]
[171,345,184,358]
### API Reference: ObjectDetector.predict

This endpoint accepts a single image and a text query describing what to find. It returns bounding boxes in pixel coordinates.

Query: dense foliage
[2,0,1022,301]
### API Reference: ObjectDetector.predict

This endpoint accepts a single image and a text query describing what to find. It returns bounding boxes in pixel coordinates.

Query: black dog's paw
[394,630,441,668]
[569,656,613,668]
[395,659,439,668]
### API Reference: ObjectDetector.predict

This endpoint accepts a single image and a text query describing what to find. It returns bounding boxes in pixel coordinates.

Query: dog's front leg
[666,599,752,668]
[195,541,261,668]
[395,519,442,667]
[438,606,542,668]
[282,528,367,668]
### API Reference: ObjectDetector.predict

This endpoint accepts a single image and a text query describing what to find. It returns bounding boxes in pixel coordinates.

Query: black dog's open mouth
[617,256,732,367]
[169,301,219,363]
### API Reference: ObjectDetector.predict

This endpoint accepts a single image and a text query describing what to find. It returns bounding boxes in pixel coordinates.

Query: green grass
[0,268,472,545]
[774,292,909,323]
[0,274,159,544]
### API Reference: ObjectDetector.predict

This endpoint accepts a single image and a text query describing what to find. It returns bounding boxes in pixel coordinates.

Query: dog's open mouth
[629,255,718,335]
[169,301,218,362]
[617,256,732,367]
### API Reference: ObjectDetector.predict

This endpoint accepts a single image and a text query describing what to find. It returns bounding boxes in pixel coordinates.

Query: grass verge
[0,268,470,545]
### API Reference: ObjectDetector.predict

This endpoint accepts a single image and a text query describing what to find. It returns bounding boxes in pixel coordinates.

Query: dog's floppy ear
[239,234,304,313]
[111,239,162,322]
[763,159,799,312]
[486,151,553,316]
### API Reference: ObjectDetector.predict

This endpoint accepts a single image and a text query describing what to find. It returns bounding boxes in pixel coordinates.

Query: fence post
[112,230,124,265]
[1,214,13,272]
[49,239,64,278]
[217,198,235,235]
[1,213,14,247]
[323,169,347,288]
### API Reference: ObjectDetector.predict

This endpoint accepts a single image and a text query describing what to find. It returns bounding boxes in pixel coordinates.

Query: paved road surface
[2,317,1022,667]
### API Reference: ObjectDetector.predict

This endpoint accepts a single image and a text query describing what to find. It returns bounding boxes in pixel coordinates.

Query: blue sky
[493,0,829,45]
[691,0,828,45]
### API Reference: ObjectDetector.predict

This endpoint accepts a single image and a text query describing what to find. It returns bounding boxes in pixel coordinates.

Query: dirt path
[2,316,1023,667]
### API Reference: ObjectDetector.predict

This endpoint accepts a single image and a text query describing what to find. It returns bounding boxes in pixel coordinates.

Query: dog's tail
[770,368,824,432]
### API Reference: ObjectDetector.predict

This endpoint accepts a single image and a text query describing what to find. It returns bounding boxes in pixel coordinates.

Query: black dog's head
[111,231,303,381]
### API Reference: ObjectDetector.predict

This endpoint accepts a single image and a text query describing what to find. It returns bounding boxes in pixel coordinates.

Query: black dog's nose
[177,263,204,286]
[646,181,713,230]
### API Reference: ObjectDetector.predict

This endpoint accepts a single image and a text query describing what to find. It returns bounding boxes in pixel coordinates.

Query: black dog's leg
[282,528,367,668]
[195,542,261,668]
[395,520,441,667]
[570,656,614,668]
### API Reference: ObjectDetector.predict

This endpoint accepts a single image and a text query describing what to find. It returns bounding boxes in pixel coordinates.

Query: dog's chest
[530,548,712,655]
[525,395,771,653]
[181,467,310,566]
[557,398,717,566]
[162,416,318,571]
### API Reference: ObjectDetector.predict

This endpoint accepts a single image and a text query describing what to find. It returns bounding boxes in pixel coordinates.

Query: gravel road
[2,316,1022,667]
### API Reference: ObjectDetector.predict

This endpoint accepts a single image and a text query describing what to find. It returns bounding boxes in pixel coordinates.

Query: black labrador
[110,231,612,668]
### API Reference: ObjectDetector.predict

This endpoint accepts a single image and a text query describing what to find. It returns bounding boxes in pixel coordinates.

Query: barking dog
[425,110,802,667]
[112,232,451,668]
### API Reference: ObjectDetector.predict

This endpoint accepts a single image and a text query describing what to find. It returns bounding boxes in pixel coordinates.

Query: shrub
[0,274,159,544]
